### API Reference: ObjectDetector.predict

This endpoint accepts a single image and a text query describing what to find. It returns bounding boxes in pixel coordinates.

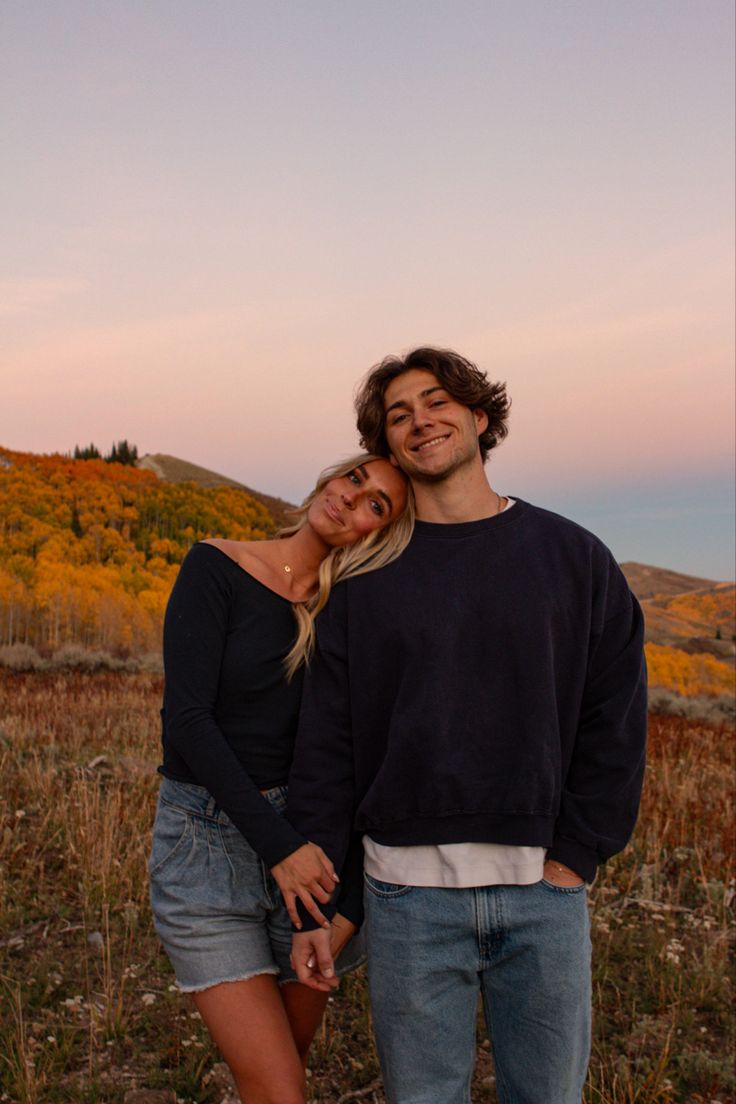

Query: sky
[1,1,734,578]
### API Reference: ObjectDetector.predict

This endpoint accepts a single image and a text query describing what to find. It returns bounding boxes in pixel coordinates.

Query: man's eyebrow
[385,386,444,416]
[357,464,394,515]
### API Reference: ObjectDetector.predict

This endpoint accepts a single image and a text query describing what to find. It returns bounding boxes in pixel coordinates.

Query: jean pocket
[149,799,192,878]
[539,878,586,894]
[364,873,414,899]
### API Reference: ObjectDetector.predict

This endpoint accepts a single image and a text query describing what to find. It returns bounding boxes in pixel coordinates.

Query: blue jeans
[364,877,591,1104]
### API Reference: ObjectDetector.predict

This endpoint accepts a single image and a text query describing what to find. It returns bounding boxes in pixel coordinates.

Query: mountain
[621,562,735,660]
[619,562,719,601]
[138,453,296,527]
[0,446,276,654]
[1,447,733,700]
[619,561,734,700]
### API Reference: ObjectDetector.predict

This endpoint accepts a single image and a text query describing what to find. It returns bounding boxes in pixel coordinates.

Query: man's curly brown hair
[355,347,510,463]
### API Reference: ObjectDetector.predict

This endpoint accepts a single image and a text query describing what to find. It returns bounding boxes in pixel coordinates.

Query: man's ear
[473,408,489,437]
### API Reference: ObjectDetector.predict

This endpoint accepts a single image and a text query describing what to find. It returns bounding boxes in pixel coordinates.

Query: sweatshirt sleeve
[286,584,358,930]
[331,832,366,929]
[547,559,648,883]
[163,544,307,868]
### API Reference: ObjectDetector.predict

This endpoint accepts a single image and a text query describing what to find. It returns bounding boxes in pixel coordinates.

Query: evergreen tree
[105,440,139,466]
[73,443,102,461]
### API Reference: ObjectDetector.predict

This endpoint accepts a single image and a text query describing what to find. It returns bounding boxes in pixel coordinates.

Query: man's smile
[412,434,451,453]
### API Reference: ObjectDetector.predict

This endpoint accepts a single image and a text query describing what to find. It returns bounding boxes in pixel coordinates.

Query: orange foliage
[645,642,735,698]
[0,447,276,654]
[651,587,736,635]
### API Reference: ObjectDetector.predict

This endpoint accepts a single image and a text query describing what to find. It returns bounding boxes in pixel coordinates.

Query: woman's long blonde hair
[281,453,414,678]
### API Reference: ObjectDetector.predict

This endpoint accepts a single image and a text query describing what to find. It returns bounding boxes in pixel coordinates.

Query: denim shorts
[149,777,365,993]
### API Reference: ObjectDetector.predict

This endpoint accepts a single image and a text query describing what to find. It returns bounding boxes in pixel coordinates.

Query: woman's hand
[271,842,339,929]
[289,912,356,991]
[291,928,339,992]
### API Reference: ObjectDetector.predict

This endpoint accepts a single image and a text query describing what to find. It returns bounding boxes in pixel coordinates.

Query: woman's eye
[348,471,361,484]
[370,499,384,517]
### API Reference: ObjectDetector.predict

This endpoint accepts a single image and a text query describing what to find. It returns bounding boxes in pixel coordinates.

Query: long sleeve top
[160,542,308,867]
[287,500,648,926]
[160,541,364,925]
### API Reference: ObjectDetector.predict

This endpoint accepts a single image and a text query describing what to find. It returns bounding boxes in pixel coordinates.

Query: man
[288,347,647,1104]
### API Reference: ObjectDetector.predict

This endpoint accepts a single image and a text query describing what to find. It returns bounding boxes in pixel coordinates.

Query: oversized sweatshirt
[287,499,648,924]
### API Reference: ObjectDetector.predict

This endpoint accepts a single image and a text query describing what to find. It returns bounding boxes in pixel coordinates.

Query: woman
[149,454,412,1104]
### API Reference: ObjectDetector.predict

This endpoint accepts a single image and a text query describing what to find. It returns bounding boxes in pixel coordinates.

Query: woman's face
[308,459,408,548]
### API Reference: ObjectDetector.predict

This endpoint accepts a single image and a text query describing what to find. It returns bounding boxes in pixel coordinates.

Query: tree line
[72,439,139,466]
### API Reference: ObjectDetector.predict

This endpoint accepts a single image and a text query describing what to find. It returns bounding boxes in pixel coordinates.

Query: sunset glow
[2,1,733,576]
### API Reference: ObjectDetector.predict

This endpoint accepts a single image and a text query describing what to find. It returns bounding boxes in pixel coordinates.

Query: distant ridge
[138,453,296,528]
[620,562,734,662]
[619,562,719,600]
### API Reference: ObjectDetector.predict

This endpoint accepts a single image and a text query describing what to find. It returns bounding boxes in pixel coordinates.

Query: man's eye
[430,399,446,408]
[391,414,408,425]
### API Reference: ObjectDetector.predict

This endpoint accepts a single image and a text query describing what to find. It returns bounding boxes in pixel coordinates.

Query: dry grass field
[0,671,733,1103]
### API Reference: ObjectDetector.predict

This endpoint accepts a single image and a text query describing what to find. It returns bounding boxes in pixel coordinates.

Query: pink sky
[2,2,734,575]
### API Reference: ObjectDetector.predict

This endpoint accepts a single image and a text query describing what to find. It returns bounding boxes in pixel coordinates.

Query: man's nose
[411,408,434,431]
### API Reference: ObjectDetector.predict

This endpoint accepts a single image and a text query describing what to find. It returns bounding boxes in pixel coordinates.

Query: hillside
[620,562,735,698]
[619,561,719,600]
[640,584,735,654]
[0,447,734,699]
[0,446,276,653]
[621,562,735,655]
[138,452,296,527]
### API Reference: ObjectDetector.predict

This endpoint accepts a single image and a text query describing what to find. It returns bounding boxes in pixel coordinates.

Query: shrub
[136,651,164,674]
[649,687,735,724]
[0,642,46,671]
[50,645,125,672]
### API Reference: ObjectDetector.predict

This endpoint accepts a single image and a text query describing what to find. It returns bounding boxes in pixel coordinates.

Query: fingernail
[325,968,334,977]
[296,923,302,930]
[323,921,330,929]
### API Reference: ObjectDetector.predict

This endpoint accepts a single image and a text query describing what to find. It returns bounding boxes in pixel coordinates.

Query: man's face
[383,369,488,482]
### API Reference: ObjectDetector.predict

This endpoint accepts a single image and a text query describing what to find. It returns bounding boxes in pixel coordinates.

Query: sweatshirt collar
[412,498,527,540]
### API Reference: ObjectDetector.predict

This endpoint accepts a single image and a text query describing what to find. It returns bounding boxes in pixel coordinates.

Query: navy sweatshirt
[287,499,647,923]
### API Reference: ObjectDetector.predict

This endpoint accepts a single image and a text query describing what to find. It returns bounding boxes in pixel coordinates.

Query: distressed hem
[177,967,279,994]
